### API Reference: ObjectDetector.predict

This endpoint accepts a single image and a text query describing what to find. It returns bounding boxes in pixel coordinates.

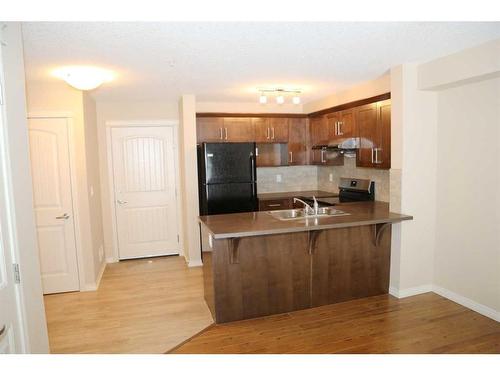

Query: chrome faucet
[293,196,319,216]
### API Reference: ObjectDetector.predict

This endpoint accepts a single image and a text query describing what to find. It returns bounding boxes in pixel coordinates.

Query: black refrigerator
[198,142,258,215]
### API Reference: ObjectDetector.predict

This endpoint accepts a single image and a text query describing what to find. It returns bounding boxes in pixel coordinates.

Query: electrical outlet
[276,174,282,183]
[329,173,333,182]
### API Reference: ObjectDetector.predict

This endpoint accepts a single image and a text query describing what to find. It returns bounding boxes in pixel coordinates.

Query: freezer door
[204,143,256,184]
[204,183,257,215]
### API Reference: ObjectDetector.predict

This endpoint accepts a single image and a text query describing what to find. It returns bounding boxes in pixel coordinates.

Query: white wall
[196,101,303,114]
[178,95,201,266]
[95,100,178,261]
[1,22,49,353]
[434,77,500,313]
[25,81,103,289]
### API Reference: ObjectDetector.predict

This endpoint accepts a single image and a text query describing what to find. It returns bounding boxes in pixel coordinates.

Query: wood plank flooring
[170,293,500,354]
[44,256,213,353]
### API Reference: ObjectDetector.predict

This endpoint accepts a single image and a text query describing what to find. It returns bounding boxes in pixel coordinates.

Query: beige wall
[196,101,303,114]
[434,77,500,313]
[25,81,104,289]
[178,95,201,265]
[82,94,105,277]
[303,74,391,113]
[1,22,49,353]
[95,100,178,260]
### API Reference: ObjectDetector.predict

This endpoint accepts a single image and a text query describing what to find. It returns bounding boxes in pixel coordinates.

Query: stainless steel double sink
[267,207,350,221]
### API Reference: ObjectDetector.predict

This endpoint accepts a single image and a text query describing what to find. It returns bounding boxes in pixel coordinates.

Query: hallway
[43,256,213,353]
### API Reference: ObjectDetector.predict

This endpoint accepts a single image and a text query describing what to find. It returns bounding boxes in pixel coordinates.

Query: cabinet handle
[224,127,228,140]
[338,121,343,136]
[334,122,338,136]
[371,148,374,164]
[267,203,281,207]
[271,127,275,139]
[219,128,223,140]
[321,149,325,163]
[374,148,382,164]
[289,151,293,164]
[266,127,270,139]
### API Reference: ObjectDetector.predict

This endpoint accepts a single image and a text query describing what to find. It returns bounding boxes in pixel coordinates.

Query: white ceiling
[22,22,500,103]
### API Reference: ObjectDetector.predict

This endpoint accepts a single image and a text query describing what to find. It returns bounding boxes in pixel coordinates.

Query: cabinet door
[326,112,340,141]
[309,115,329,146]
[197,117,224,143]
[375,100,391,169]
[337,109,355,138]
[311,225,391,307]
[223,118,255,142]
[253,118,270,142]
[288,118,307,165]
[355,103,378,168]
[268,118,289,142]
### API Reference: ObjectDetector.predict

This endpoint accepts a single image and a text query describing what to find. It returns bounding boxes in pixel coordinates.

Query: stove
[338,177,375,202]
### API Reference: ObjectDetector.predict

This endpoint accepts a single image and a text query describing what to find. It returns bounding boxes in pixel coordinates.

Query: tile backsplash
[257,159,390,202]
[317,157,390,202]
[257,166,318,193]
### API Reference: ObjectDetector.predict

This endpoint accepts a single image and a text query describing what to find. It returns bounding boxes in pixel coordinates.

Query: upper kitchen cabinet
[254,117,289,143]
[196,117,225,142]
[355,99,391,169]
[327,109,356,141]
[288,118,307,165]
[223,117,255,142]
[309,115,329,146]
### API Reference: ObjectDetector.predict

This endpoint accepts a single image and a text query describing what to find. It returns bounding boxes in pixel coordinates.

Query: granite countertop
[199,201,412,239]
[257,190,339,200]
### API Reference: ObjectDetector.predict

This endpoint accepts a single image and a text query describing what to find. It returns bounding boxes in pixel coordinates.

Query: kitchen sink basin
[268,207,350,221]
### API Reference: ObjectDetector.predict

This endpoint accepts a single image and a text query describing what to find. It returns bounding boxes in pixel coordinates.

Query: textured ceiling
[22,22,500,103]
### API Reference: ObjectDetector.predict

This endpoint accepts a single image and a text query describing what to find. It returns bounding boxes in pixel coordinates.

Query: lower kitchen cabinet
[258,197,292,211]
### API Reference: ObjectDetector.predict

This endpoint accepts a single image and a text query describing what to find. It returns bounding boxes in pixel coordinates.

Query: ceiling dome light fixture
[257,87,302,105]
[52,66,114,91]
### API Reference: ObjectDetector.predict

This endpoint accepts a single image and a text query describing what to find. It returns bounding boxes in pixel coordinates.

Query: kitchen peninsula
[200,202,412,323]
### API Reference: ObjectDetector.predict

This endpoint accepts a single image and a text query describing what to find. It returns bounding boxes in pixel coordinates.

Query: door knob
[0,324,6,337]
[116,200,128,205]
[55,213,70,220]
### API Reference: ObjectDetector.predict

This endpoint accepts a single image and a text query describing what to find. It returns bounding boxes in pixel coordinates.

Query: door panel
[288,118,307,165]
[112,127,179,259]
[222,118,254,142]
[268,118,289,142]
[206,183,257,214]
[196,117,224,143]
[355,103,378,168]
[309,115,329,146]
[253,118,270,142]
[204,143,255,184]
[28,118,79,294]
[376,100,391,168]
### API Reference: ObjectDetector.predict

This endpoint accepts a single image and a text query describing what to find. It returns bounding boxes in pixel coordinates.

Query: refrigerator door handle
[250,153,256,182]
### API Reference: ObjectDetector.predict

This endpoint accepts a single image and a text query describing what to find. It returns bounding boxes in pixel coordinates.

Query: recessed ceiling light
[52,66,114,91]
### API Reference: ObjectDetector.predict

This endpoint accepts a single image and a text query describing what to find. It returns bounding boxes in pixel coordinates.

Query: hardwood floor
[44,256,213,353]
[170,293,500,354]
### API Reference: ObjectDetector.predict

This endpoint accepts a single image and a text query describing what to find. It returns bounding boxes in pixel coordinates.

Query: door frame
[27,111,85,292]
[105,120,183,262]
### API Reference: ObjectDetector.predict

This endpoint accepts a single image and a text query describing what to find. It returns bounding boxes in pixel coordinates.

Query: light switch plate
[329,173,333,182]
[276,174,282,182]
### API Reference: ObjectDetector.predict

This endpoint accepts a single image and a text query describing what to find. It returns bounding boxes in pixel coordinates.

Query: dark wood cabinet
[310,147,344,166]
[268,118,289,142]
[355,100,391,169]
[327,109,356,141]
[253,118,271,142]
[255,143,288,167]
[196,117,225,142]
[222,117,255,142]
[309,115,329,146]
[258,198,292,211]
[288,118,307,165]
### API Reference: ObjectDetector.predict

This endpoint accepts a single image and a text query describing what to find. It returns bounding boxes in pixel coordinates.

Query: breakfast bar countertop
[199,201,413,239]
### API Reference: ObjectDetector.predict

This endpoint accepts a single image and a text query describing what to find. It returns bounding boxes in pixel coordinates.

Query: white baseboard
[188,259,203,267]
[389,284,433,298]
[432,285,500,323]
[389,283,500,322]
[106,257,118,263]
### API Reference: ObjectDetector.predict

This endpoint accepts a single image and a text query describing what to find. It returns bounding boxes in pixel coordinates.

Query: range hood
[312,137,360,158]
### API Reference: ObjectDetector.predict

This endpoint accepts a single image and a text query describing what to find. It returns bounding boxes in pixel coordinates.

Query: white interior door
[28,118,79,294]
[0,82,23,354]
[111,126,179,259]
